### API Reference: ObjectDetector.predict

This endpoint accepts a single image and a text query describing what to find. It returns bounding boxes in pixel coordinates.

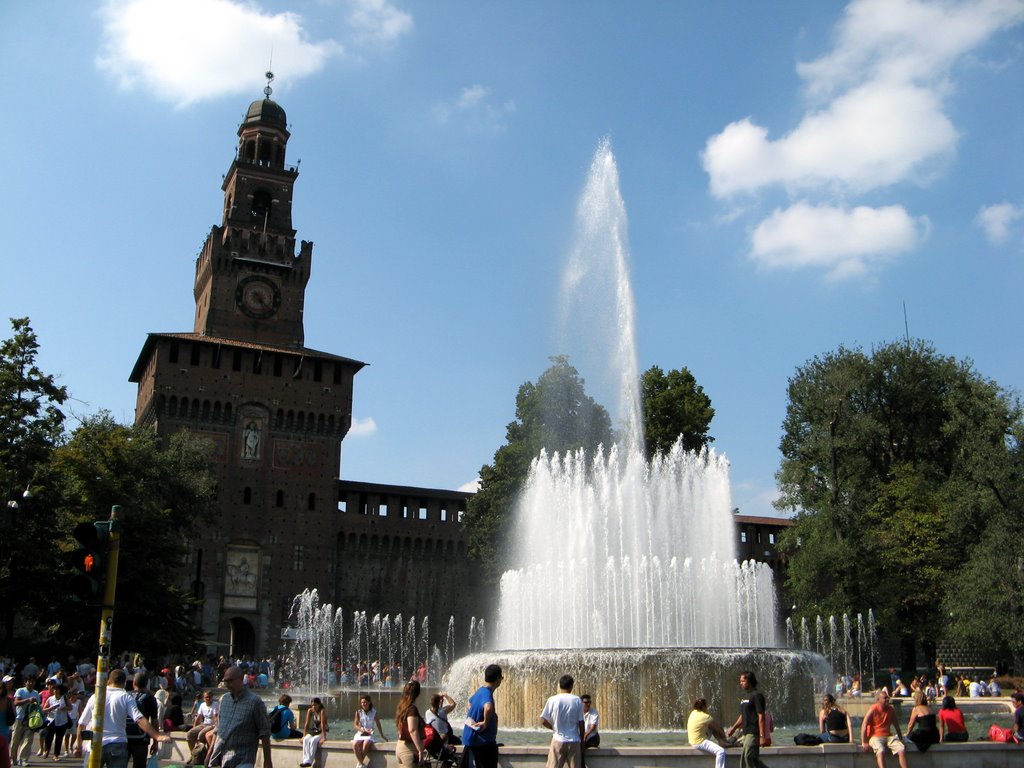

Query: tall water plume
[493,140,777,651]
[557,138,642,451]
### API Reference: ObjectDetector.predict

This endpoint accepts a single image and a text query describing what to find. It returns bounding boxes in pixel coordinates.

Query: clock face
[236,276,281,319]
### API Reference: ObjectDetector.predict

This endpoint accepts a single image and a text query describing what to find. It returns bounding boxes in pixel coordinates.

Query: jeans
[127,738,151,768]
[101,741,130,768]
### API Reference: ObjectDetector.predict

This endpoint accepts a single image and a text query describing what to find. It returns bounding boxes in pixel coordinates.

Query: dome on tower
[244,98,287,129]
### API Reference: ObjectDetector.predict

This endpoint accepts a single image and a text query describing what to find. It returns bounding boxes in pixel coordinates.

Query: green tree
[464,356,613,581]
[776,340,1022,672]
[0,317,67,641]
[39,414,218,656]
[640,365,714,460]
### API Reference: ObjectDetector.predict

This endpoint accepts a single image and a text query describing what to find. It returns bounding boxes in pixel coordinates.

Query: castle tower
[130,78,365,656]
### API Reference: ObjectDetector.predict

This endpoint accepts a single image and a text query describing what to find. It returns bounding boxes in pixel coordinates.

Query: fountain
[446,140,829,729]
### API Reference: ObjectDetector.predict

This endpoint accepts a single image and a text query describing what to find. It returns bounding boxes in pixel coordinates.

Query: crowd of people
[2,653,1023,768]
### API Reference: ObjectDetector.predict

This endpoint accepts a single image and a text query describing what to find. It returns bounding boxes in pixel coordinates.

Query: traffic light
[68,521,109,601]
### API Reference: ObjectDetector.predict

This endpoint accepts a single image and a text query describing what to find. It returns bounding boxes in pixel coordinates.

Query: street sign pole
[87,505,122,768]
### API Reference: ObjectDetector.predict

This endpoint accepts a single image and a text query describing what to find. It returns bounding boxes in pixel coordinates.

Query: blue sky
[2,0,1022,518]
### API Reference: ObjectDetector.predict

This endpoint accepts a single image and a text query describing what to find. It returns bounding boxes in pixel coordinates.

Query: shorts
[869,735,905,754]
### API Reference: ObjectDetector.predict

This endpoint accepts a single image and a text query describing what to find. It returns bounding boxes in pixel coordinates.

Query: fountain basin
[446,648,830,730]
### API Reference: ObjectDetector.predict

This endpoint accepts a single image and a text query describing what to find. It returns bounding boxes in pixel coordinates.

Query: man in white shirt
[74,669,168,768]
[539,675,584,768]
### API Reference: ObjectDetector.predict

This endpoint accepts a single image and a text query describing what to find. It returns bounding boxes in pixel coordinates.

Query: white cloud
[433,84,516,132]
[976,202,1024,244]
[345,0,413,47]
[458,478,481,493]
[704,83,956,197]
[348,416,378,437]
[796,0,1024,99]
[750,202,929,280]
[97,0,342,107]
[701,0,1024,279]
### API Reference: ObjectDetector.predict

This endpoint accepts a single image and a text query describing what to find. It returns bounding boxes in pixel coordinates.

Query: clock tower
[130,76,366,657]
[193,77,309,347]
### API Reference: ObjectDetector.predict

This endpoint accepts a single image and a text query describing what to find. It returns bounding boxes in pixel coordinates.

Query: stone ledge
[162,733,1023,768]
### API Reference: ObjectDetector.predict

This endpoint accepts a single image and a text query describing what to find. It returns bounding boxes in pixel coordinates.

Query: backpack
[423,724,438,749]
[988,724,1018,743]
[269,705,284,733]
[27,701,44,730]
[126,690,156,738]
[793,733,822,746]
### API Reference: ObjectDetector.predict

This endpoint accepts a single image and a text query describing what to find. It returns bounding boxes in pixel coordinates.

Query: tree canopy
[41,414,218,656]
[464,356,613,581]
[640,364,714,460]
[0,318,68,642]
[0,317,217,655]
[776,339,1024,673]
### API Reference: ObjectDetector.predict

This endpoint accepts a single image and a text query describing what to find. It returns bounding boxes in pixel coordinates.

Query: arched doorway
[229,617,256,657]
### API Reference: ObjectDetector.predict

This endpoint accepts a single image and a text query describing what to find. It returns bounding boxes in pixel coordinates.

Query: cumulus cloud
[750,202,929,280]
[701,0,1024,279]
[345,0,413,47]
[458,478,481,493]
[433,84,517,132]
[976,202,1024,245]
[348,415,378,437]
[704,83,956,197]
[796,0,1024,98]
[97,0,342,106]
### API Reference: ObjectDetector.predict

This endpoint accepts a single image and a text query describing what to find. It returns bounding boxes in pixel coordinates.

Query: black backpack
[125,690,157,738]
[270,705,284,733]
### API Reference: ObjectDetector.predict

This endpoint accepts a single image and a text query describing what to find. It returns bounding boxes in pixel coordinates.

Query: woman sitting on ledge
[937,696,968,743]
[353,694,386,767]
[818,694,852,743]
[906,690,939,752]
[686,698,728,768]
[300,697,328,768]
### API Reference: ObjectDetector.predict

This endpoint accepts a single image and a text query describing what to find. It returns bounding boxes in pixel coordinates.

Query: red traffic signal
[68,521,109,601]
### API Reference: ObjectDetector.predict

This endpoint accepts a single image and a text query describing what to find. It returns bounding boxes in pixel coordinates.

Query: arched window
[250,189,272,223]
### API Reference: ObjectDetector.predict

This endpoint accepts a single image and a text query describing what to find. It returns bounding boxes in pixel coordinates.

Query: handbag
[28,701,45,730]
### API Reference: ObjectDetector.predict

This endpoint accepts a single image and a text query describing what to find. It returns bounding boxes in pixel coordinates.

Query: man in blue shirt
[461,664,502,768]
[11,676,41,766]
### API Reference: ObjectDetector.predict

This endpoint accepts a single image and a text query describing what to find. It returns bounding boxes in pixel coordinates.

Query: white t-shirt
[583,708,599,738]
[45,694,69,726]
[197,701,218,725]
[102,687,143,744]
[540,693,583,743]
[425,708,450,736]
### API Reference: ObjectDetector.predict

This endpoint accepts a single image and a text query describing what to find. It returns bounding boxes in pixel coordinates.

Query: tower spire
[264,68,274,99]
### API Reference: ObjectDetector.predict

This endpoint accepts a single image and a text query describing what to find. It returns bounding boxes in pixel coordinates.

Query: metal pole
[87,505,122,768]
